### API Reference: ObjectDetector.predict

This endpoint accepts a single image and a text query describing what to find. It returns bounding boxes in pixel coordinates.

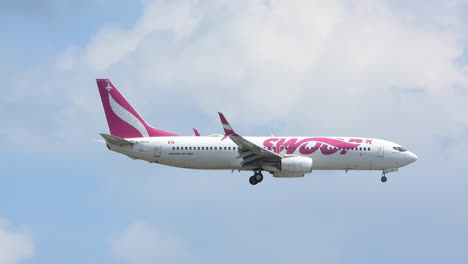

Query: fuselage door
[154,143,161,157]
[377,144,384,157]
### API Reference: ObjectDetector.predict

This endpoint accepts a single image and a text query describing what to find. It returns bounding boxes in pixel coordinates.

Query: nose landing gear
[249,171,264,185]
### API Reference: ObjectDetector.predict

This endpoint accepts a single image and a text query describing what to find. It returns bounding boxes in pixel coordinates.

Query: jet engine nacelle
[273,156,313,178]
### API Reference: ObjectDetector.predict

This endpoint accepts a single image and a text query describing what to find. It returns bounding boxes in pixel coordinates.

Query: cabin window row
[172,146,371,151]
[172,146,238,151]
[263,146,371,151]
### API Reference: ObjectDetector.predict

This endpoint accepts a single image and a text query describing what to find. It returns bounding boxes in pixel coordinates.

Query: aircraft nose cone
[405,152,418,164]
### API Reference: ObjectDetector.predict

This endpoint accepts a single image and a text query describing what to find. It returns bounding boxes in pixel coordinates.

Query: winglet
[218,112,236,140]
[193,128,201,136]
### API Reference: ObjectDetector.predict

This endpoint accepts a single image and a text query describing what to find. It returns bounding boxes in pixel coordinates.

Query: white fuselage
[107,135,416,172]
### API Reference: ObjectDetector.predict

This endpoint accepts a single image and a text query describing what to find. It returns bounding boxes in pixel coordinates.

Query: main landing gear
[249,171,264,185]
[381,171,387,183]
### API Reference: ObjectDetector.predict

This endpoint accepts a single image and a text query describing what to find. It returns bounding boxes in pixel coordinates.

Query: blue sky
[1,0,468,263]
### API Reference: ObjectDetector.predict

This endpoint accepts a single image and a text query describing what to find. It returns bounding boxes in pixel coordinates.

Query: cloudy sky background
[1,0,468,263]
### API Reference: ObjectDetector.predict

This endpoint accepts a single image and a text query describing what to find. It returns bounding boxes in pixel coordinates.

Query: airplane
[97,79,417,185]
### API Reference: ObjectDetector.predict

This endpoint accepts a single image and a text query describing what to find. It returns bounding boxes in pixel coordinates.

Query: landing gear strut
[381,171,387,183]
[249,171,264,185]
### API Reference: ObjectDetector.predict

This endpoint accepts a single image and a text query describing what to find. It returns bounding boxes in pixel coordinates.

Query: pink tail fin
[96,79,178,138]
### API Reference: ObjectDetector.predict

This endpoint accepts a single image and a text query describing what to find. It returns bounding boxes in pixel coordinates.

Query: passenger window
[210,147,213,150]
[185,147,188,150]
[197,147,200,150]
[189,147,192,150]
[224,147,227,150]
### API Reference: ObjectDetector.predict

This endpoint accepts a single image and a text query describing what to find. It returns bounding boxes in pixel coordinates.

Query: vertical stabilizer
[96,79,177,138]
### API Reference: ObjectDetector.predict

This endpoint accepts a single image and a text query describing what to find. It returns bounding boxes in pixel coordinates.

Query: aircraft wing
[218,113,283,168]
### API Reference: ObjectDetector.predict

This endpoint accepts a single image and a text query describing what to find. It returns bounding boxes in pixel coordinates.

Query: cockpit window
[393,146,407,152]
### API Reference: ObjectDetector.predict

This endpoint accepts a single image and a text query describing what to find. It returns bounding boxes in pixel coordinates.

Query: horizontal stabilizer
[100,133,134,146]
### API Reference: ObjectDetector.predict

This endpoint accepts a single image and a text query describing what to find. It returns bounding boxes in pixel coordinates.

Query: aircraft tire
[255,173,263,183]
[249,176,257,185]
[381,176,387,183]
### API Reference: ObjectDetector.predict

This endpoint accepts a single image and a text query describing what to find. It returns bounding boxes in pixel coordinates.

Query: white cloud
[78,0,468,120]
[84,0,200,72]
[109,220,187,264]
[0,218,34,264]
[3,0,468,160]
[74,0,467,151]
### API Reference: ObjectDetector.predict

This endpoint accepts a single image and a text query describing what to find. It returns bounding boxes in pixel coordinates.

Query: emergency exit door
[154,144,161,157]
[377,144,384,157]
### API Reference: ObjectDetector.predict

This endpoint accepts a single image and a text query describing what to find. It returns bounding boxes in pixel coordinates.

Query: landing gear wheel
[255,173,263,183]
[381,176,387,183]
[249,176,258,185]
[249,171,264,185]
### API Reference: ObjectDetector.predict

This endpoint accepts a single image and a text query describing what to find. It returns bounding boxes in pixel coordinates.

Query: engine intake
[273,157,313,178]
